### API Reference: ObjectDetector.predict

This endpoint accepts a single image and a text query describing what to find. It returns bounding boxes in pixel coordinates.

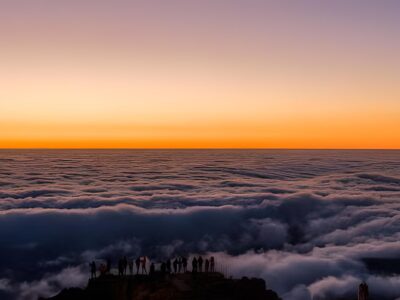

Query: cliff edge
[40,272,281,300]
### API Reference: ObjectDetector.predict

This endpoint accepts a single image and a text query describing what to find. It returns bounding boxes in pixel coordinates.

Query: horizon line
[0,147,399,151]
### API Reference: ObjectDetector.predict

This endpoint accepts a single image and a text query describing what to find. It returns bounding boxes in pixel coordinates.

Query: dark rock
[40,273,281,300]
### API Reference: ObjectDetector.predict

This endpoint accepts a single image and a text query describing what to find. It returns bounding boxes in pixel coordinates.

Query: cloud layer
[0,150,400,299]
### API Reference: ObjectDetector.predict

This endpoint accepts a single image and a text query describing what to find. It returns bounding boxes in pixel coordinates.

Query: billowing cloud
[0,150,400,299]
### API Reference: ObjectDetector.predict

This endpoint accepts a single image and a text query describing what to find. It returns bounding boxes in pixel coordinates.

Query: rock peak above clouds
[40,272,281,300]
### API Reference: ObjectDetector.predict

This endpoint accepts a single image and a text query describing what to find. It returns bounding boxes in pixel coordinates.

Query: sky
[0,0,399,148]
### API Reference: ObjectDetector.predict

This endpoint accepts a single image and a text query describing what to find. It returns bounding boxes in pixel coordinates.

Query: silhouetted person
[205,259,210,273]
[198,256,203,272]
[106,258,111,274]
[141,256,147,274]
[173,258,178,273]
[178,257,182,273]
[99,263,107,276]
[358,281,369,300]
[90,261,96,279]
[161,262,167,275]
[192,257,198,273]
[210,256,215,272]
[123,256,128,275]
[166,259,171,274]
[135,257,141,274]
[150,263,155,276]
[128,259,134,275]
[118,259,124,276]
[182,257,188,273]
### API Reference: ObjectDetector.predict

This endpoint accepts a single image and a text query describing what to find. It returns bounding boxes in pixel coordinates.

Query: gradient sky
[1,0,399,148]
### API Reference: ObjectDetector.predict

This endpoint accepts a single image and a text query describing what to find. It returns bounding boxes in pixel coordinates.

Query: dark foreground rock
[40,272,281,300]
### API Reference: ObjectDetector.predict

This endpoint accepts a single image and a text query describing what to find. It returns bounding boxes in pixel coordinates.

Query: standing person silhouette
[118,258,124,276]
[99,263,107,276]
[150,263,155,276]
[90,261,96,279]
[178,257,182,273]
[123,256,128,275]
[173,258,178,273]
[205,259,210,273]
[128,259,134,275]
[106,258,111,274]
[141,256,147,274]
[358,281,369,300]
[166,259,171,274]
[198,256,203,272]
[192,257,198,273]
[182,257,188,273]
[210,256,215,272]
[135,257,141,274]
[161,262,166,275]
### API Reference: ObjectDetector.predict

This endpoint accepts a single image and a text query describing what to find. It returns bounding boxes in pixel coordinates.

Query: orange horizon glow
[2,115,399,149]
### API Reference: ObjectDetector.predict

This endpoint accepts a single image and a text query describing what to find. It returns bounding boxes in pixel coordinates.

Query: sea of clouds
[0,149,400,300]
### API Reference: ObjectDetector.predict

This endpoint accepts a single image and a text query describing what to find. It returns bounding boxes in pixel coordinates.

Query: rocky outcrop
[40,272,281,300]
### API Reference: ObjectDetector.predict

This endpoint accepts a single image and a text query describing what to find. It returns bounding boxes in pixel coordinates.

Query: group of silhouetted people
[118,256,148,276]
[91,258,370,299]
[90,255,216,278]
[156,255,215,275]
[191,256,215,273]
[158,256,187,275]
[90,259,111,278]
